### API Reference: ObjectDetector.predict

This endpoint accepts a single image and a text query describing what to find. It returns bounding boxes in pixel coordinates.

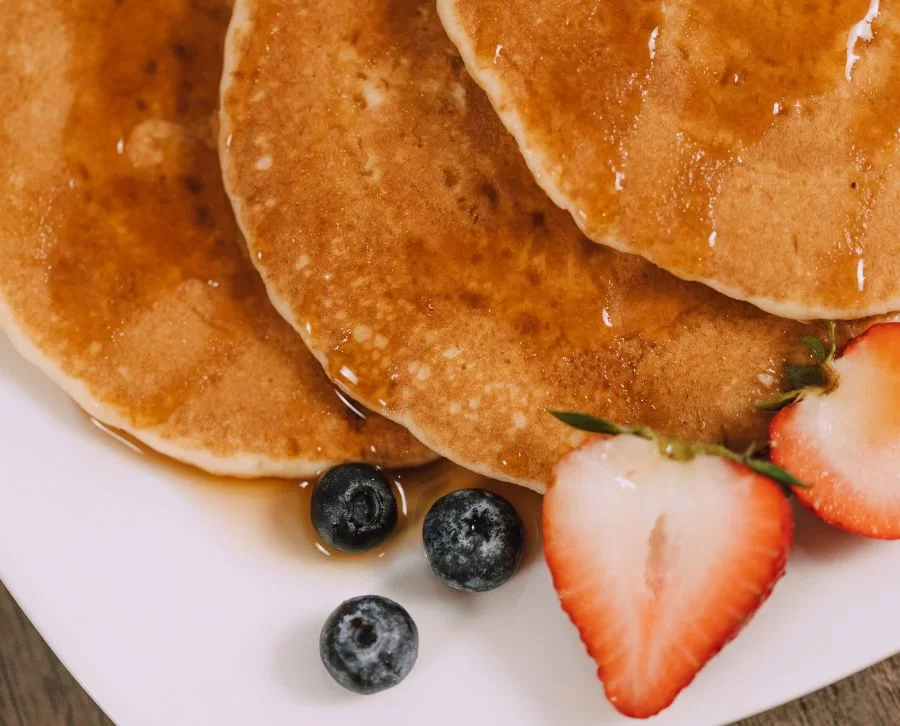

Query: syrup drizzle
[86,412,543,568]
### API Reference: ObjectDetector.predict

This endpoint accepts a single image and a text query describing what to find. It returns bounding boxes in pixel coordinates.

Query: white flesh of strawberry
[789,347,900,514]
[550,435,785,706]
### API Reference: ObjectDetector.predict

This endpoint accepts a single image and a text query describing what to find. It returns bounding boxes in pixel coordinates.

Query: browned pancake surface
[221,0,869,490]
[0,0,432,476]
[438,0,900,319]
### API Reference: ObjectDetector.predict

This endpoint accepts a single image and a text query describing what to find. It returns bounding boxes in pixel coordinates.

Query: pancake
[0,0,432,476]
[437,0,900,320]
[220,0,872,491]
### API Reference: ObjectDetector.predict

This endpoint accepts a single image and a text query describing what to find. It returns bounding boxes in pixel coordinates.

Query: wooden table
[2,580,898,726]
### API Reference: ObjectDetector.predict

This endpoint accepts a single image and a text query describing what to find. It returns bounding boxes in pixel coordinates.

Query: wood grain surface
[1,579,897,725]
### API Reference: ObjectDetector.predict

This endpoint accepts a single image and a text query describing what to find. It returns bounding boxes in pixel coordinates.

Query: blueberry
[423,488,525,592]
[311,464,398,552]
[320,595,418,694]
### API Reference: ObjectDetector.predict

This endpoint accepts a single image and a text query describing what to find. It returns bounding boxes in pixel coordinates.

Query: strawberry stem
[757,320,839,411]
[824,320,837,363]
[548,411,808,490]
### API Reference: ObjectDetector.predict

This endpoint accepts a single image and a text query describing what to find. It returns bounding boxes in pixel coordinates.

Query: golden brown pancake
[221,0,872,491]
[0,0,432,476]
[437,0,900,320]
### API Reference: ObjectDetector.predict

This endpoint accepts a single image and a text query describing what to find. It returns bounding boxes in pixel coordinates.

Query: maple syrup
[86,412,544,569]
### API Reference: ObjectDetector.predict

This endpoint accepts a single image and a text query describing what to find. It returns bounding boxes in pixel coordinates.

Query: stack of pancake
[1,0,893,492]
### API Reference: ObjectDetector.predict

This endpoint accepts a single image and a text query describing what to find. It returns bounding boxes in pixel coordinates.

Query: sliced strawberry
[544,435,793,719]
[770,322,900,539]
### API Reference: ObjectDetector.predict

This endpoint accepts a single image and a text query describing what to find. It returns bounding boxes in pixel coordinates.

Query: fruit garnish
[423,489,525,592]
[311,464,398,552]
[546,417,793,718]
[769,322,900,539]
[319,595,418,694]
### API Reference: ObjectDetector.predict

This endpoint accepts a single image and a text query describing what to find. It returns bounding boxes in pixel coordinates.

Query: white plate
[1,330,899,726]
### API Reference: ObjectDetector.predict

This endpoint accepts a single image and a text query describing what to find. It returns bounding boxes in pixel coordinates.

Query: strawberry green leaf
[744,458,810,489]
[548,411,629,436]
[548,410,808,492]
[756,390,802,411]
[784,363,826,390]
[800,335,827,361]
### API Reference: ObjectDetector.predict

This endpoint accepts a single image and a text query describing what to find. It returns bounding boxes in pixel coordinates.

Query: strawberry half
[544,432,793,719]
[770,322,900,539]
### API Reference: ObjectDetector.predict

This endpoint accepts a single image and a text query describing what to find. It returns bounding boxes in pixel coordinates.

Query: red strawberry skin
[771,322,900,539]
[544,435,793,719]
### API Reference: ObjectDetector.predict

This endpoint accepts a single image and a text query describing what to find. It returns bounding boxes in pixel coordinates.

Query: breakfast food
[771,322,900,538]
[3,0,897,720]
[546,431,793,718]
[423,489,525,592]
[320,595,419,694]
[311,464,399,552]
[437,0,900,320]
[0,0,432,475]
[220,0,873,492]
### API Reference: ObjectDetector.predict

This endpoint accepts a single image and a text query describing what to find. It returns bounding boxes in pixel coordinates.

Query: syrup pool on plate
[85,413,544,568]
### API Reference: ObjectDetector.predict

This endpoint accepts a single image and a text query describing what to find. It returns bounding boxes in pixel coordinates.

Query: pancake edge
[435,0,900,322]
[0,291,351,477]
[218,0,545,492]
